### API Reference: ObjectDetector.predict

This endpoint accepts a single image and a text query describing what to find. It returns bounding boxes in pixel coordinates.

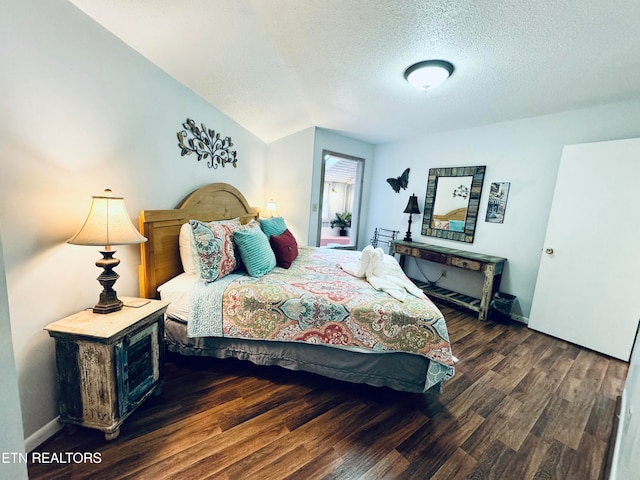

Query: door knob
[545,248,554,255]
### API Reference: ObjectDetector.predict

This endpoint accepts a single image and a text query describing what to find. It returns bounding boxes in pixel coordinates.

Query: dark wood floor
[28,305,628,480]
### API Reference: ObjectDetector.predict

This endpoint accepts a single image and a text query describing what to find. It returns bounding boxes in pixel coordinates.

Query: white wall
[310,129,375,248]
[265,127,315,245]
[0,0,266,443]
[0,227,28,479]
[369,99,640,319]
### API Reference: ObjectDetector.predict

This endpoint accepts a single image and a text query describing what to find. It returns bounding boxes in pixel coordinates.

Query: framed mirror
[421,165,486,243]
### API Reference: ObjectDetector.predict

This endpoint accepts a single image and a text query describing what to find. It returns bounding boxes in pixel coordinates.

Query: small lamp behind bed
[67,189,147,314]
[265,198,278,217]
[403,194,421,242]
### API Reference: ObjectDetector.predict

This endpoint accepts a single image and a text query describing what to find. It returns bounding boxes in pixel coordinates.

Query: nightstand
[45,297,169,440]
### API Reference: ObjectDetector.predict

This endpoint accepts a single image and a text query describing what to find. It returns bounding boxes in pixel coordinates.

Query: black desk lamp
[403,194,421,242]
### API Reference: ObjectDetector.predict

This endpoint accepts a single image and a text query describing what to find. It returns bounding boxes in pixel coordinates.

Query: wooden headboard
[138,183,259,299]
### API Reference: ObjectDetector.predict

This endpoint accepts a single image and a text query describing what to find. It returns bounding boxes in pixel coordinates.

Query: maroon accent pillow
[269,229,298,268]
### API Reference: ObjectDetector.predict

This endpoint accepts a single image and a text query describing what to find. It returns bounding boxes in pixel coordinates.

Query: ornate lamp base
[94,250,123,314]
[403,214,414,242]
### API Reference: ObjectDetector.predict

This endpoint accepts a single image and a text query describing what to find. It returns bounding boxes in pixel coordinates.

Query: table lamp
[67,189,147,314]
[403,194,421,242]
[265,199,278,217]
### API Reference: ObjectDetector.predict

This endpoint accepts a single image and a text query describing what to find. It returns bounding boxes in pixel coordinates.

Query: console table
[392,240,507,320]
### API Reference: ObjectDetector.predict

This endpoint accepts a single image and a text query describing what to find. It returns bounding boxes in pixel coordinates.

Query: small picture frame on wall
[486,182,510,223]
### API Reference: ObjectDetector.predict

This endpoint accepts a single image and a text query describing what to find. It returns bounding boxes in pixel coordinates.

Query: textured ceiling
[69,0,640,144]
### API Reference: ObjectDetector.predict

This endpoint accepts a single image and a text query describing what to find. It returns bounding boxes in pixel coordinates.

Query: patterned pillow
[233,226,277,277]
[190,218,241,282]
[269,229,298,268]
[259,216,287,238]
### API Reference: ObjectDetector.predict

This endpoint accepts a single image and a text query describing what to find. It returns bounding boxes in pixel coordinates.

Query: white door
[529,138,640,361]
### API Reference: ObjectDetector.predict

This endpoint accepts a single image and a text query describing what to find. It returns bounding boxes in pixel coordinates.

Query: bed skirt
[164,316,444,393]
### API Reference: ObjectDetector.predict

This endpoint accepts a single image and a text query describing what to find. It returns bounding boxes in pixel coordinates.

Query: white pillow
[179,223,198,276]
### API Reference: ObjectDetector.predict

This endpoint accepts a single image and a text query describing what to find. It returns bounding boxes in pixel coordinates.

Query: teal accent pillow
[259,216,287,238]
[233,226,277,277]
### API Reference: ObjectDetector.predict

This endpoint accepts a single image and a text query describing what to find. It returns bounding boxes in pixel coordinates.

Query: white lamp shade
[405,60,454,90]
[67,191,147,248]
[265,199,278,217]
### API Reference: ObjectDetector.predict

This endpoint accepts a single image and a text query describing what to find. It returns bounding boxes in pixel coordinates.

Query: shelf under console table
[392,240,507,321]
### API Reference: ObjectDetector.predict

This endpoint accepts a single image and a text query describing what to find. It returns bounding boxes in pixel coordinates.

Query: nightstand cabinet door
[115,322,161,417]
[54,338,119,428]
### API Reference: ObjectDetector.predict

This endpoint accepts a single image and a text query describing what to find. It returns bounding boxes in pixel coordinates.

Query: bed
[138,183,455,393]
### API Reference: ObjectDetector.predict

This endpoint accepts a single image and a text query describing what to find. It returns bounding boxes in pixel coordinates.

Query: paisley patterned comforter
[189,246,455,379]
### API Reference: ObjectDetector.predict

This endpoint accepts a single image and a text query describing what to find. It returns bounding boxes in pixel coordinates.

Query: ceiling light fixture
[404,60,454,91]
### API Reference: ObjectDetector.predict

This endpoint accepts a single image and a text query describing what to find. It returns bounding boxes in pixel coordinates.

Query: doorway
[317,151,364,249]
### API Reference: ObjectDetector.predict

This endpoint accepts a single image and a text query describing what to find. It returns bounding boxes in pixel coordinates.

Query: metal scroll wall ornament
[452,184,469,199]
[177,118,238,168]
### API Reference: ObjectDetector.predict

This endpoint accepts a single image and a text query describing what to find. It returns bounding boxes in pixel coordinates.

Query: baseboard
[24,417,62,453]
[608,391,626,480]
[511,314,529,325]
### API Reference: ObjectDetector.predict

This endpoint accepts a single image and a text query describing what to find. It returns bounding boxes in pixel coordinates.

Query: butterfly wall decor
[386,168,410,193]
